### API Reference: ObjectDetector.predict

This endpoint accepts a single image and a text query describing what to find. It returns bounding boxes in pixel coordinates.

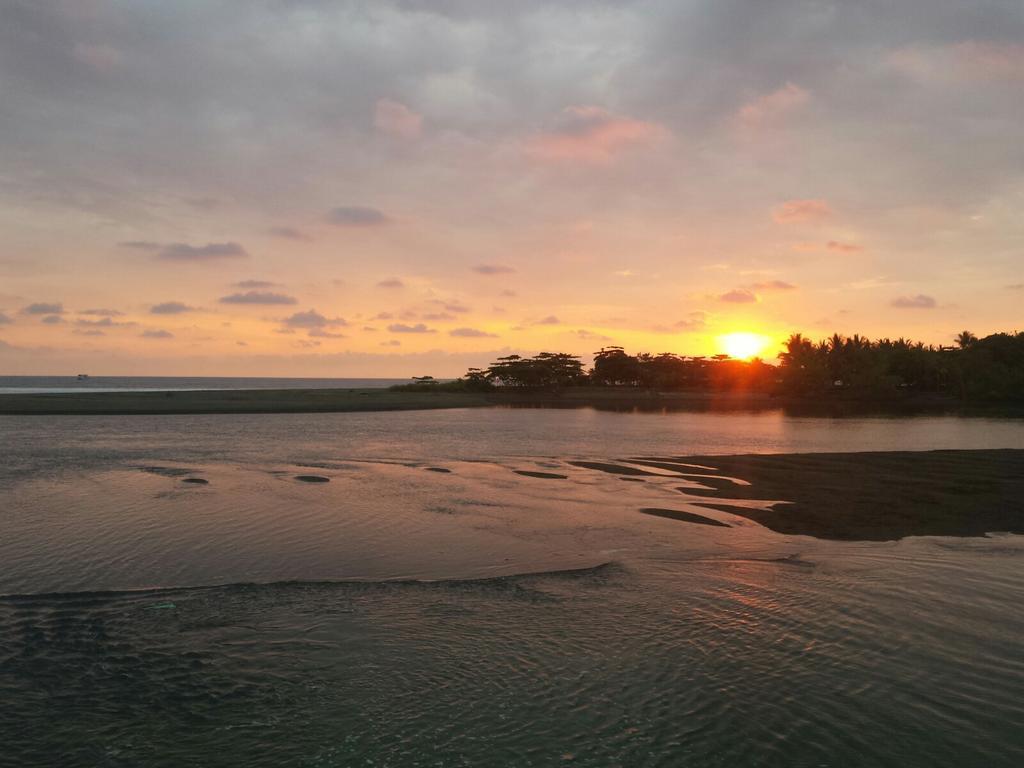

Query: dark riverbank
[1,385,1015,416]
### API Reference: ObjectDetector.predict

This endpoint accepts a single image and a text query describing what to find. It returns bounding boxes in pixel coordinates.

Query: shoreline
[0,385,1018,416]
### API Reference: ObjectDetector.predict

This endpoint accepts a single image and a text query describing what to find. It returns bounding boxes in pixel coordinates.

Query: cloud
[374,99,423,139]
[1006,283,1024,290]
[671,312,708,332]
[473,264,515,275]
[535,315,560,325]
[889,41,1024,84]
[372,312,394,320]
[718,289,758,303]
[388,323,436,334]
[219,291,298,305]
[772,200,832,224]
[74,329,105,337]
[749,280,797,291]
[118,241,160,251]
[527,106,664,164]
[141,329,174,339]
[891,294,937,309]
[282,309,348,329]
[268,226,312,241]
[21,302,64,315]
[308,329,346,339]
[423,312,456,322]
[73,43,123,73]
[41,315,64,324]
[76,317,135,328]
[449,327,498,338]
[376,278,404,288]
[150,301,194,315]
[575,329,612,342]
[380,340,401,347]
[736,82,809,129]
[443,303,470,313]
[500,289,517,297]
[158,242,248,261]
[826,240,864,253]
[79,308,125,317]
[327,206,389,226]
[0,312,11,325]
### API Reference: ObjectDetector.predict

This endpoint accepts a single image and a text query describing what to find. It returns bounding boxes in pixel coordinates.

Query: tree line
[396,330,1024,402]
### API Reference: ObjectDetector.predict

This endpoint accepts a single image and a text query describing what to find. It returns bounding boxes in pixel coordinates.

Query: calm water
[2,408,1023,766]
[0,376,412,393]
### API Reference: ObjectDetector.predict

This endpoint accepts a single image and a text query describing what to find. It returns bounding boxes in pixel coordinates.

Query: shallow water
[2,409,1023,766]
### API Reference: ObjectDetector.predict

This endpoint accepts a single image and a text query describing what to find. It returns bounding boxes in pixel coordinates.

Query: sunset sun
[719,332,770,360]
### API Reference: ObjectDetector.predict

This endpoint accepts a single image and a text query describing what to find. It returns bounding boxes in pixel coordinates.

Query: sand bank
[666,450,1024,540]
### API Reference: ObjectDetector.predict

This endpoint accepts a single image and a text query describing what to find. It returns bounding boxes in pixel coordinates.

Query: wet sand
[666,449,1024,540]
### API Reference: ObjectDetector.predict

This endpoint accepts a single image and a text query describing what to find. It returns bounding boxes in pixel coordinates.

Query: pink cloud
[772,199,832,224]
[826,240,863,253]
[955,41,1024,80]
[736,82,809,128]
[527,106,664,164]
[374,99,423,139]
[888,41,1024,83]
[718,289,758,304]
[73,44,123,73]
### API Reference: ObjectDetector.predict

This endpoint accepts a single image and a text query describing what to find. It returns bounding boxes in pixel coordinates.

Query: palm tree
[955,330,977,349]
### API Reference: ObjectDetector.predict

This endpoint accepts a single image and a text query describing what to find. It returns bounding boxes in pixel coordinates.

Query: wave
[0,561,619,603]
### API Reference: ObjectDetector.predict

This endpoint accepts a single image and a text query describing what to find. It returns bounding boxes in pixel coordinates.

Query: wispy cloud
[826,241,863,253]
[377,278,404,288]
[282,309,348,329]
[374,99,423,139]
[718,289,758,303]
[891,294,937,309]
[388,323,436,334]
[527,106,664,164]
[21,302,64,315]
[736,82,809,129]
[267,226,311,241]
[474,264,515,275]
[219,291,297,305]
[575,329,612,342]
[535,315,560,325]
[141,329,174,339]
[449,327,498,338]
[150,301,195,315]
[749,280,797,291]
[79,308,124,317]
[157,242,248,262]
[76,317,135,328]
[772,199,832,224]
[327,206,389,226]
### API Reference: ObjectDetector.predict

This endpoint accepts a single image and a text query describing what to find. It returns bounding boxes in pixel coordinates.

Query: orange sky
[1,2,1022,376]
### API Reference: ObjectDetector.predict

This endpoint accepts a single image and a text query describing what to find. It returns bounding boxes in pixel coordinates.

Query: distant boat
[76,374,90,380]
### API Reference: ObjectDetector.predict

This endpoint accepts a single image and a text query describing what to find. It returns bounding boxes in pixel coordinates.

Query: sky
[1,0,1022,377]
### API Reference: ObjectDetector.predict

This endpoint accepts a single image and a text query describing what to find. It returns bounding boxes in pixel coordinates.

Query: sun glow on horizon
[718,332,770,360]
